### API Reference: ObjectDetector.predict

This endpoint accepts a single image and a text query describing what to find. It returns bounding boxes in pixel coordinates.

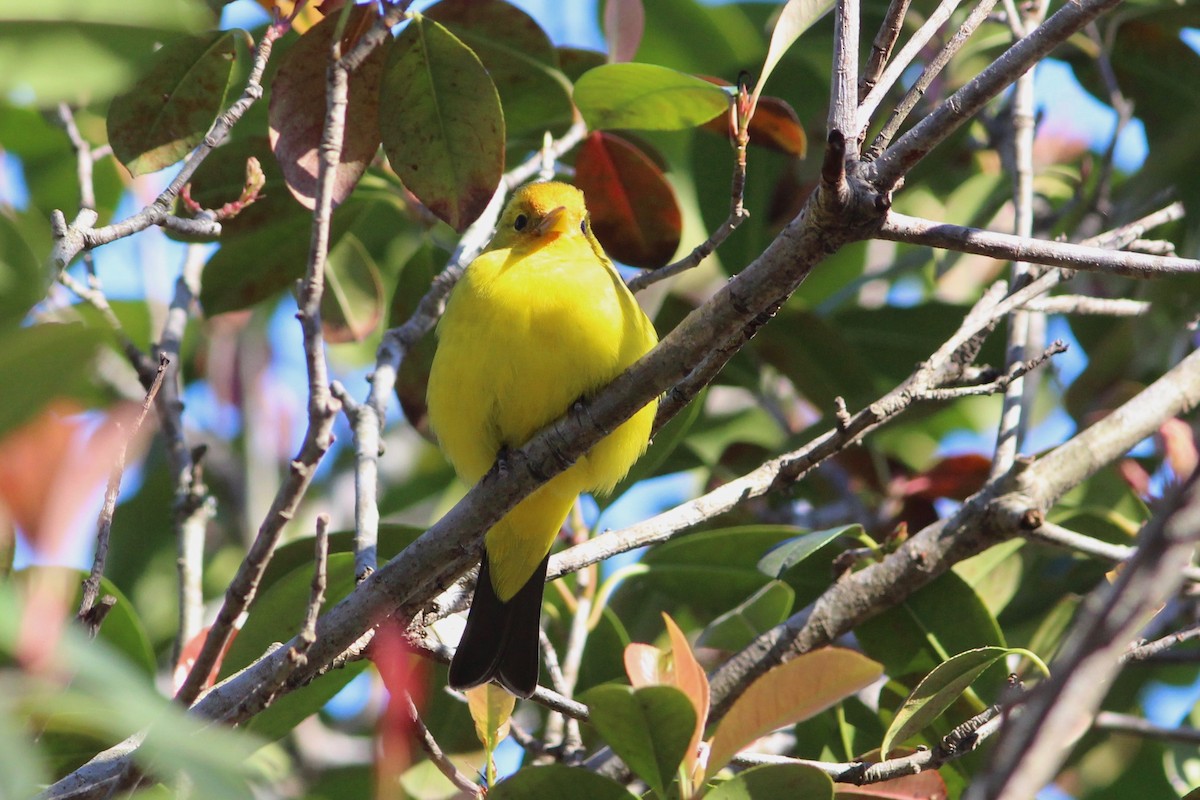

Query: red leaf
[699,77,807,156]
[835,769,948,799]
[173,626,239,694]
[901,453,993,501]
[575,131,681,269]
[371,620,428,793]
[1159,417,1198,483]
[269,5,388,209]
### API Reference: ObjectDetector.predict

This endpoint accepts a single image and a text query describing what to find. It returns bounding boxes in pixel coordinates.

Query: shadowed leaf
[426,0,573,138]
[323,234,384,343]
[489,764,635,799]
[757,525,860,579]
[269,5,388,208]
[380,15,504,232]
[697,580,794,652]
[583,684,695,798]
[706,647,883,779]
[699,80,807,157]
[574,62,728,131]
[575,131,681,268]
[108,30,239,175]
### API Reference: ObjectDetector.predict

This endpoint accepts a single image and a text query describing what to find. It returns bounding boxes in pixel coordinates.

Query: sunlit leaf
[663,614,709,773]
[489,764,635,799]
[705,647,883,779]
[426,0,573,138]
[752,0,834,110]
[624,641,665,686]
[757,525,860,579]
[0,0,211,106]
[575,131,681,268]
[466,683,515,750]
[583,684,694,797]
[108,30,238,175]
[882,646,1047,758]
[574,63,728,131]
[380,14,504,232]
[708,763,834,799]
[604,0,644,63]
[269,5,387,208]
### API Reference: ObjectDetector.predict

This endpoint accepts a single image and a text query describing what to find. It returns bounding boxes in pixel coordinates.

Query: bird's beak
[534,205,567,236]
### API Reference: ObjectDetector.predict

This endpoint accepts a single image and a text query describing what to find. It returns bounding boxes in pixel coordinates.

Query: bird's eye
[514,214,528,231]
[580,219,588,235]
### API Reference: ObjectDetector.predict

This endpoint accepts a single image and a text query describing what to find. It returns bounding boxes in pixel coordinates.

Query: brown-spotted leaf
[107,30,239,175]
[426,0,573,138]
[604,0,644,63]
[558,46,607,83]
[323,233,384,343]
[269,4,387,209]
[705,647,883,780]
[380,15,504,232]
[575,131,680,269]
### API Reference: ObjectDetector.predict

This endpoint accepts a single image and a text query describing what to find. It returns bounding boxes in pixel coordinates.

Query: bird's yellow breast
[425,181,659,600]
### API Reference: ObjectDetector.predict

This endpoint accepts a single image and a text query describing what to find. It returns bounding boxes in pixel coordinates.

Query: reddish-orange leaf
[625,642,665,687]
[1160,417,1198,483]
[835,765,948,799]
[900,453,993,501]
[255,0,327,33]
[604,0,644,63]
[699,78,807,156]
[173,626,239,694]
[705,647,883,780]
[663,614,710,773]
[269,4,387,209]
[575,131,681,269]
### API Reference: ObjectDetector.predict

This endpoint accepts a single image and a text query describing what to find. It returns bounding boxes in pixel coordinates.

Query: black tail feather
[448,550,549,698]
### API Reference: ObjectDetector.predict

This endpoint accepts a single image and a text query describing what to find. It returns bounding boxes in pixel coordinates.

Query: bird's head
[490,181,593,251]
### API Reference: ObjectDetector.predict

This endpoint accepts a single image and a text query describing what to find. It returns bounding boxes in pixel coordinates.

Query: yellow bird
[427,181,658,698]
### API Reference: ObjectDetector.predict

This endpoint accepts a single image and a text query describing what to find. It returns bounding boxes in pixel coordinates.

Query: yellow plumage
[427,181,658,696]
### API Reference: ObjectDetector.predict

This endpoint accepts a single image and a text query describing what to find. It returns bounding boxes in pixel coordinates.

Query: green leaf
[881,646,1048,758]
[0,209,48,330]
[269,6,388,208]
[380,15,504,232]
[856,571,1006,698]
[575,131,682,268]
[706,648,883,779]
[256,524,423,596]
[0,324,102,438]
[574,63,728,131]
[697,581,794,653]
[107,30,238,175]
[706,763,833,799]
[426,0,574,138]
[323,233,384,343]
[583,684,695,797]
[489,764,636,799]
[621,526,804,617]
[757,525,861,579]
[0,0,212,107]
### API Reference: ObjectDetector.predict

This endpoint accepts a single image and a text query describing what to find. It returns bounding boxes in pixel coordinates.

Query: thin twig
[175,13,350,706]
[869,0,1125,189]
[877,211,1200,277]
[858,0,913,101]
[867,0,1000,156]
[77,356,168,635]
[406,693,480,795]
[1028,521,1200,583]
[1122,623,1200,663]
[1019,295,1150,316]
[49,23,286,272]
[1093,711,1200,745]
[856,0,964,137]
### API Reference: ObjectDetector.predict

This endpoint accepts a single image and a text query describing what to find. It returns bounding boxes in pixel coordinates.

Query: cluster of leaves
[2,0,1200,798]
